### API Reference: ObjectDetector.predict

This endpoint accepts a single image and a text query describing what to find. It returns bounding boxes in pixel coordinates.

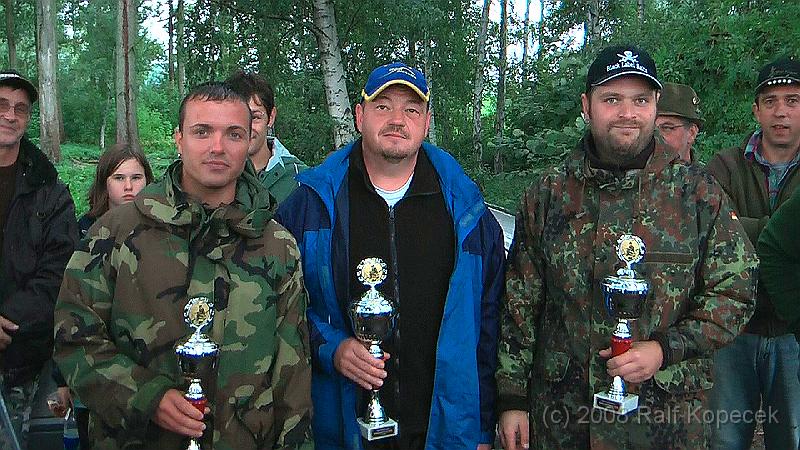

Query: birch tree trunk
[167,0,174,84]
[116,0,140,146]
[423,36,436,146]
[472,0,490,164]
[494,0,508,173]
[638,0,645,23]
[585,0,601,46]
[36,0,60,161]
[5,0,16,68]
[521,0,531,80]
[176,0,186,97]
[312,0,356,149]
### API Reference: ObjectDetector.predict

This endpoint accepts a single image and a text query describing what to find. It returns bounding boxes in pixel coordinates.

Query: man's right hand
[333,337,389,390]
[0,316,19,350]
[153,389,205,438]
[499,410,529,450]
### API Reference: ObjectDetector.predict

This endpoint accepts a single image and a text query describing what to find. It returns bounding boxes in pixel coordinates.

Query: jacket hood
[134,159,273,240]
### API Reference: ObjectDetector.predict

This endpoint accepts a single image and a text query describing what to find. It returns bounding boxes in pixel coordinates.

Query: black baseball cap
[0,70,37,103]
[755,58,800,94]
[586,45,662,93]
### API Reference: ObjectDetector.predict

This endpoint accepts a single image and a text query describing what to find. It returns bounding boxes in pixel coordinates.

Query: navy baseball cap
[362,62,429,102]
[586,45,662,93]
[756,58,800,94]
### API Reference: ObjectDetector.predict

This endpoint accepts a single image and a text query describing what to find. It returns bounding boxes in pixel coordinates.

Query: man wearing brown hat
[0,69,77,447]
[656,82,704,163]
[706,57,800,450]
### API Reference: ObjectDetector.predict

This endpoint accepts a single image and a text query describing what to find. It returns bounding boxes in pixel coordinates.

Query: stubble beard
[594,123,655,166]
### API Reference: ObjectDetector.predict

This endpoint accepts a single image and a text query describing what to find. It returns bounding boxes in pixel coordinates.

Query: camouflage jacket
[496,135,758,449]
[54,161,313,450]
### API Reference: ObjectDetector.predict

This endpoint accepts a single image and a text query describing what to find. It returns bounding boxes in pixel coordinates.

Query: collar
[349,140,441,198]
[264,137,291,172]
[745,129,800,168]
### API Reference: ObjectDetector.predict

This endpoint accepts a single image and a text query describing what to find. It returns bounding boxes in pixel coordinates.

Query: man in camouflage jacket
[496,45,758,449]
[54,82,313,450]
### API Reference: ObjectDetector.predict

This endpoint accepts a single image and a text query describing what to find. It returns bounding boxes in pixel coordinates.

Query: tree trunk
[638,0,645,23]
[116,0,140,146]
[100,95,110,150]
[585,0,601,46]
[35,0,60,161]
[521,0,531,80]
[176,0,185,97]
[167,0,174,84]
[312,0,356,149]
[494,0,508,174]
[423,36,436,146]
[5,0,16,68]
[472,0,490,165]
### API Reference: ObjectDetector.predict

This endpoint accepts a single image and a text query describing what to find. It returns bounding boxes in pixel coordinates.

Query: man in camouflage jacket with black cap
[496,45,758,449]
[54,82,313,449]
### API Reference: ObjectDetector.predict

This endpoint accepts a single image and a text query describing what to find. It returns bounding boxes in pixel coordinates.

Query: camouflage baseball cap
[756,57,800,94]
[657,82,703,128]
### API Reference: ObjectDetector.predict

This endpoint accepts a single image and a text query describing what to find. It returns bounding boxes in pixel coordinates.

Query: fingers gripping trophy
[174,297,219,450]
[593,235,650,415]
[349,258,399,440]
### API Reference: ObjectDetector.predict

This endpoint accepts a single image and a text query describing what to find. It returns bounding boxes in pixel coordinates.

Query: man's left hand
[599,340,663,383]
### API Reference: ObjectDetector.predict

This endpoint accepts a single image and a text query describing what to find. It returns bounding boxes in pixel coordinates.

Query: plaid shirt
[744,129,800,209]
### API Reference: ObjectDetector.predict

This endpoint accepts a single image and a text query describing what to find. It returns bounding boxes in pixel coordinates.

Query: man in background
[706,57,800,450]
[656,82,703,163]
[226,70,308,205]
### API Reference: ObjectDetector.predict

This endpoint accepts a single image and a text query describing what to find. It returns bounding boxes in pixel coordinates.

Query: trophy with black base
[349,258,399,441]
[593,235,649,415]
[175,297,219,450]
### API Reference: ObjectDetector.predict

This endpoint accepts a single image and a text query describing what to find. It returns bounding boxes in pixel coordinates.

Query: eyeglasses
[657,123,687,133]
[0,99,31,118]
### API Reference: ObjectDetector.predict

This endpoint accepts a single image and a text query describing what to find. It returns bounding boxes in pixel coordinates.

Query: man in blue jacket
[276,62,505,450]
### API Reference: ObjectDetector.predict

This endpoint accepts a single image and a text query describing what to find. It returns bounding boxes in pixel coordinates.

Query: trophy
[174,297,219,450]
[348,258,399,441]
[593,235,649,415]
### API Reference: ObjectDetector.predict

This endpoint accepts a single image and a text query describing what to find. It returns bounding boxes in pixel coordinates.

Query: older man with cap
[706,57,800,450]
[276,62,505,450]
[0,69,77,447]
[656,82,704,163]
[496,44,757,449]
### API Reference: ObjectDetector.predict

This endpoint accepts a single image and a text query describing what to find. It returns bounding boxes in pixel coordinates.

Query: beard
[592,119,655,166]
[376,125,417,162]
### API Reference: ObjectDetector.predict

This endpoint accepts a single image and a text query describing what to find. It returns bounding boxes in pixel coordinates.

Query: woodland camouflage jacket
[54,161,313,450]
[496,135,758,449]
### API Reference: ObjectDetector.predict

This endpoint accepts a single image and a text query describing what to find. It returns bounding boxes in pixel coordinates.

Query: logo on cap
[607,51,649,75]
[386,66,418,80]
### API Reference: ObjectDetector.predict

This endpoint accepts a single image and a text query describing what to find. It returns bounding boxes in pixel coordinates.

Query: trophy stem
[367,343,383,360]
[187,439,201,450]
[365,390,387,425]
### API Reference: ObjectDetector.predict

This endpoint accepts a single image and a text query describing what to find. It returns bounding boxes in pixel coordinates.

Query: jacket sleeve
[2,182,77,334]
[758,189,800,327]
[54,230,176,436]
[275,186,350,376]
[651,180,758,366]
[268,243,314,449]
[496,186,547,413]
[476,210,505,443]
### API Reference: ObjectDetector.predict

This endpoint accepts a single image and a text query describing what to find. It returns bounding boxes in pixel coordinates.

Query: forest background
[3,0,799,215]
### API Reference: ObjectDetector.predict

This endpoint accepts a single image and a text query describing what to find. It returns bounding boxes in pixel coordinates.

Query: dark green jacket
[759,187,800,340]
[257,139,308,206]
[706,133,800,336]
[54,160,313,450]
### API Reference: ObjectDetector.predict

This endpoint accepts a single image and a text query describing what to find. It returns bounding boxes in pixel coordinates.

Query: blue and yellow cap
[362,62,429,102]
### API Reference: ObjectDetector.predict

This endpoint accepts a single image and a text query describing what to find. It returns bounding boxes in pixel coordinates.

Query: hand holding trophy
[593,235,649,415]
[348,258,399,441]
[174,297,219,450]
